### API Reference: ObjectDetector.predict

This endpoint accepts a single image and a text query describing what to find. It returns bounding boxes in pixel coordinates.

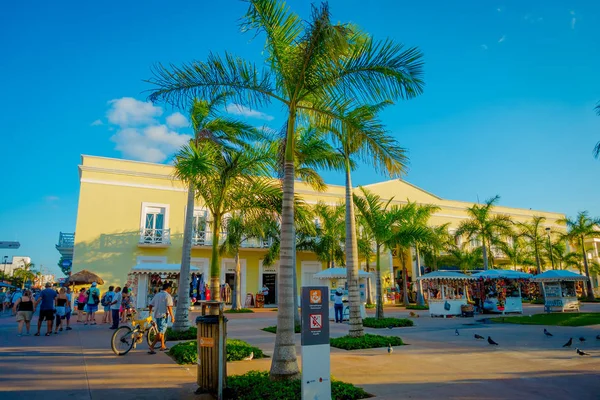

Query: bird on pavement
[576,348,590,356]
[488,336,499,346]
[387,344,393,354]
[474,334,485,340]
[579,337,586,343]
[455,329,460,336]
[409,311,420,318]
[243,352,254,361]
[544,328,553,337]
[387,325,394,330]
[562,338,573,348]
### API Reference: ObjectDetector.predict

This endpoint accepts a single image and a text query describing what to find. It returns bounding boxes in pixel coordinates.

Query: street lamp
[545,227,555,270]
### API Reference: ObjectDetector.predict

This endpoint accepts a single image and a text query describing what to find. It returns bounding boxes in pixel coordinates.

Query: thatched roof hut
[67,270,104,285]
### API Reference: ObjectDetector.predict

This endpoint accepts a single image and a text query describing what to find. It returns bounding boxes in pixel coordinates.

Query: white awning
[472,269,532,280]
[417,271,475,281]
[129,263,200,275]
[314,267,371,280]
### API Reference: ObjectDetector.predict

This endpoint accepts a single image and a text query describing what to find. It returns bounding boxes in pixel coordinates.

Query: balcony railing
[139,228,171,245]
[57,232,74,248]
[191,230,274,248]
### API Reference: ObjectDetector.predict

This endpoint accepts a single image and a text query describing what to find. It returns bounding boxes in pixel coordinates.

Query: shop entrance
[262,273,277,305]
[225,273,235,304]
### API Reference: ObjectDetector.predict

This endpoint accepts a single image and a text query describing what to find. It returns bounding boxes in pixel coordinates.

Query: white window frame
[140,202,170,231]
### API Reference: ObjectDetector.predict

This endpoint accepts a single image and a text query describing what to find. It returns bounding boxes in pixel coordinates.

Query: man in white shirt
[148,282,174,354]
[109,287,122,330]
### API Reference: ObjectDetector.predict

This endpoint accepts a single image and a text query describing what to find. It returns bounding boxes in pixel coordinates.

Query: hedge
[168,339,265,364]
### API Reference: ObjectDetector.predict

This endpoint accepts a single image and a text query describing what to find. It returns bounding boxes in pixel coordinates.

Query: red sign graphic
[309,314,322,330]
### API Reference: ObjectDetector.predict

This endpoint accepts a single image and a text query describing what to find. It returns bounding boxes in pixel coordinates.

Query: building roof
[533,270,588,282]
[472,269,532,279]
[417,271,475,281]
[130,263,201,275]
[314,267,371,279]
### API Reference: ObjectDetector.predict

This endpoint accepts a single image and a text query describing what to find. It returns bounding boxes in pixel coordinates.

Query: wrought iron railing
[139,228,171,245]
[191,230,274,248]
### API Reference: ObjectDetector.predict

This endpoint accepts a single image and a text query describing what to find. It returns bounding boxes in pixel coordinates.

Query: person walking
[76,288,87,323]
[109,287,122,330]
[54,288,69,333]
[147,282,174,354]
[333,288,344,323]
[101,286,115,324]
[64,287,73,331]
[35,283,57,336]
[85,282,100,325]
[11,289,22,316]
[120,287,132,323]
[13,289,34,336]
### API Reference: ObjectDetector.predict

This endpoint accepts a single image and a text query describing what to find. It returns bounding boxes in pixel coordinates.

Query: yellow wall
[73,155,566,294]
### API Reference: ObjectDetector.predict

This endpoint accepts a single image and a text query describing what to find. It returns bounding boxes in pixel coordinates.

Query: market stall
[128,263,203,309]
[313,267,371,321]
[533,270,588,312]
[471,269,532,314]
[417,271,475,318]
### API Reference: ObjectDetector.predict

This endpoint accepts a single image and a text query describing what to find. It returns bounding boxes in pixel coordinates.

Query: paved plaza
[0,305,598,400]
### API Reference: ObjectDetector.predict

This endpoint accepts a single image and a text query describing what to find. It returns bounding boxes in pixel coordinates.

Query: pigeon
[562,338,573,348]
[579,337,586,343]
[487,336,499,346]
[543,328,553,337]
[242,352,254,361]
[474,334,485,340]
[387,325,394,330]
[387,344,393,354]
[576,348,590,356]
[596,335,600,340]
[455,329,460,336]
[409,311,419,318]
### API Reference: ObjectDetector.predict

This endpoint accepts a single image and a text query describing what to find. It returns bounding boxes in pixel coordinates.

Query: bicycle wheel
[111,326,136,356]
[146,323,158,349]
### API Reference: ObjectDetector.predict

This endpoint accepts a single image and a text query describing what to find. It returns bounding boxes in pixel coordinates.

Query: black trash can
[196,301,227,397]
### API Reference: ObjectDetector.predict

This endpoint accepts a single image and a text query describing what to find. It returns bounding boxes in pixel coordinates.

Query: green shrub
[330,333,403,350]
[168,339,265,364]
[261,324,301,334]
[405,304,429,310]
[365,304,376,309]
[165,326,197,341]
[224,308,255,313]
[362,317,413,328]
[225,370,371,400]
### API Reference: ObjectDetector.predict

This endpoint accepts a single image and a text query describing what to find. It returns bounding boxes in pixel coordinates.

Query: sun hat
[91,282,97,287]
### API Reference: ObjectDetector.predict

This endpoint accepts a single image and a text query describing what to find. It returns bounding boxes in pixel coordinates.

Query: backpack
[101,292,112,307]
[89,289,100,305]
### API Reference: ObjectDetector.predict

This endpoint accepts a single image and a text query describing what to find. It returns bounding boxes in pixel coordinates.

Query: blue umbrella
[0,282,15,288]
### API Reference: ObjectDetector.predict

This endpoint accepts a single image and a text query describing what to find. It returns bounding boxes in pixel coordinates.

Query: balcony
[138,228,171,248]
[56,232,74,257]
[191,230,274,249]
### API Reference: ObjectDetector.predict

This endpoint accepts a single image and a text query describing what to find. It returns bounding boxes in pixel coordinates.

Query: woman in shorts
[13,289,34,336]
[54,287,69,333]
[76,288,87,322]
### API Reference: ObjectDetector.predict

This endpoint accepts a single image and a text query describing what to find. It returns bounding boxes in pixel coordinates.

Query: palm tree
[172,95,257,331]
[421,224,452,272]
[559,211,600,300]
[326,103,407,336]
[148,0,424,380]
[13,262,37,289]
[356,215,375,305]
[175,142,280,305]
[456,195,512,270]
[220,212,271,310]
[499,235,535,271]
[517,216,547,275]
[303,202,346,269]
[441,245,483,271]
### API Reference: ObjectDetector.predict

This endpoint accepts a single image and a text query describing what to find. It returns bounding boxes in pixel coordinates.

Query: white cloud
[166,112,189,129]
[44,196,59,202]
[107,97,163,127]
[91,119,103,126]
[481,44,488,51]
[497,7,502,12]
[111,125,191,163]
[498,35,506,43]
[225,104,274,121]
[571,17,576,29]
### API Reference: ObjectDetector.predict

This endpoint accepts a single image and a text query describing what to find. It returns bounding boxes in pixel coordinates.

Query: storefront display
[418,271,476,318]
[471,270,532,314]
[534,270,587,312]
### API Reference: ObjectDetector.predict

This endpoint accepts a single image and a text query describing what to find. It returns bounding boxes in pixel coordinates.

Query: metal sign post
[301,286,331,400]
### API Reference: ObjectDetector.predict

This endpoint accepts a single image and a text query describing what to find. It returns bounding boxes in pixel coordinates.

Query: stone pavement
[0,305,598,400]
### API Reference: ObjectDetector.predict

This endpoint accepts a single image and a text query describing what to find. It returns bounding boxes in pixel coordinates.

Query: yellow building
[71,155,566,307]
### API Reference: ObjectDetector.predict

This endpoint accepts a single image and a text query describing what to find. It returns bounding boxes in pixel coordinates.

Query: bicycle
[110,309,158,356]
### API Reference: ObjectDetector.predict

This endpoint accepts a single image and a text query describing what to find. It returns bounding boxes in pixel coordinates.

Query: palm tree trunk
[415,244,425,306]
[366,257,374,305]
[482,237,489,270]
[292,228,301,327]
[344,160,364,337]
[375,244,384,319]
[269,113,300,381]
[400,251,409,305]
[173,184,194,331]
[210,214,221,306]
[231,250,242,310]
[581,236,596,301]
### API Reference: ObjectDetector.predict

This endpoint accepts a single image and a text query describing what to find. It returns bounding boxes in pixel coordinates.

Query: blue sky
[1,0,599,276]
